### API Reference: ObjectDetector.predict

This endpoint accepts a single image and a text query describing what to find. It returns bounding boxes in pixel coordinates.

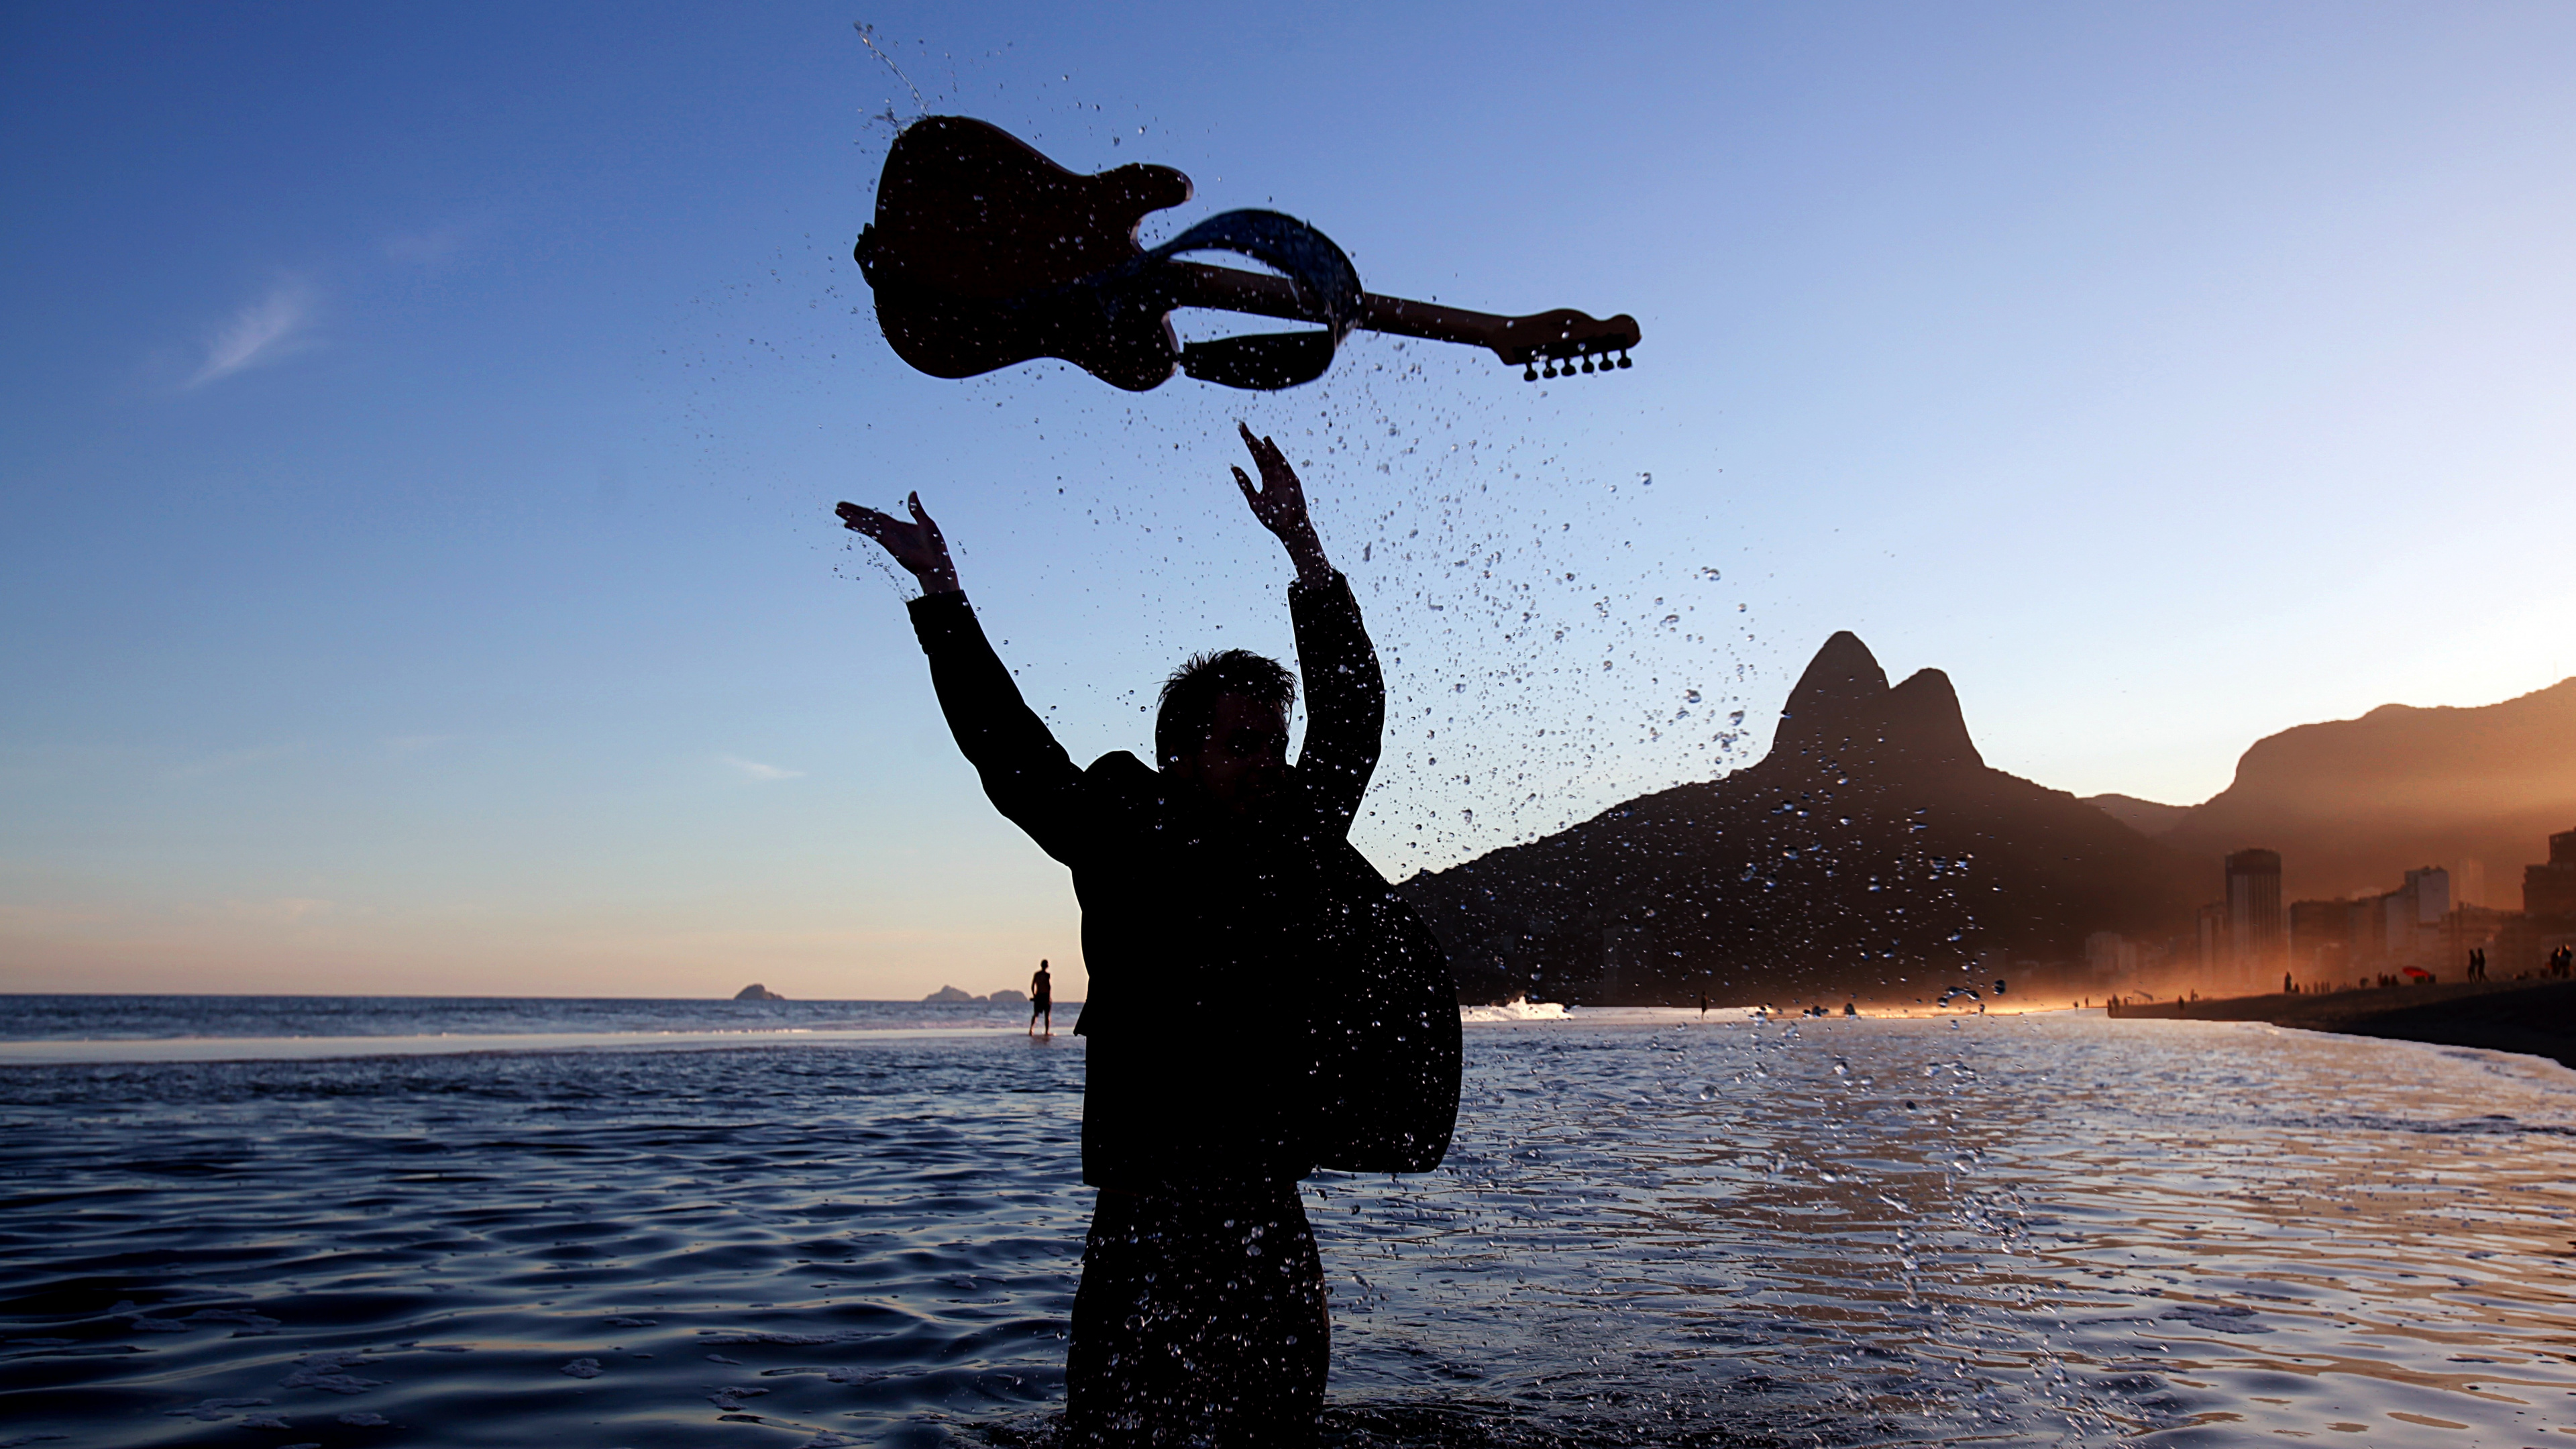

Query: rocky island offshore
[922,985,1027,1006]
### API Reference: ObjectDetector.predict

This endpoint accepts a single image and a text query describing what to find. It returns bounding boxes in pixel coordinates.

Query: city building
[2526,828,2576,918]
[2225,849,2284,981]
[2444,903,2518,975]
[2280,830,2573,983]
[2385,867,2450,967]
[2288,897,2366,975]
[2085,930,2139,981]
[2196,901,2228,975]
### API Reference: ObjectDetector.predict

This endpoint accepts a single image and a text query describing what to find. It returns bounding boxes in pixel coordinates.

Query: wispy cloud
[721,754,804,782]
[187,280,317,388]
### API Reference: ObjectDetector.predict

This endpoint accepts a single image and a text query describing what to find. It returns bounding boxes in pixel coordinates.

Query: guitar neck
[1167,261,1637,369]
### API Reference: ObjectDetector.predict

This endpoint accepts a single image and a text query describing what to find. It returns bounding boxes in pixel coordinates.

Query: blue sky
[5,2,2572,1000]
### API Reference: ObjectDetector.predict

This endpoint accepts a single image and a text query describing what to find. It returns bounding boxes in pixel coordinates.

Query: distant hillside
[2151,678,2576,904]
[2084,793,2192,836]
[1401,633,2206,1005]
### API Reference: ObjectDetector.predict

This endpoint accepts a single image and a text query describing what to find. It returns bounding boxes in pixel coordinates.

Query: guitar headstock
[1493,309,1642,380]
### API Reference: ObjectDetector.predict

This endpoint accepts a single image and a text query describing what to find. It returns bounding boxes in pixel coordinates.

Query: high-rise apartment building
[2288,897,2367,972]
[2526,828,2576,918]
[2226,849,2284,977]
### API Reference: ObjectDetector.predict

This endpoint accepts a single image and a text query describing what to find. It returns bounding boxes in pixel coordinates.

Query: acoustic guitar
[855,116,1641,392]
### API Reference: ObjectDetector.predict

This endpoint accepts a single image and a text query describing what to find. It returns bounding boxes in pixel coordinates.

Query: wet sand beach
[2114,980,2576,1070]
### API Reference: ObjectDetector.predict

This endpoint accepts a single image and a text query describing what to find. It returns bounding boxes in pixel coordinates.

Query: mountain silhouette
[2083,793,2192,836]
[1401,632,2205,1005]
[2137,678,2576,904]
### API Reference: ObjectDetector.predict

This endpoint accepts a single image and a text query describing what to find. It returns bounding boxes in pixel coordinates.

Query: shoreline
[2110,979,2576,1070]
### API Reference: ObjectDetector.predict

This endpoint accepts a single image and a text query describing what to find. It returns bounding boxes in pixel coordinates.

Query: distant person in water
[839,423,1387,1448]
[1030,959,1053,1038]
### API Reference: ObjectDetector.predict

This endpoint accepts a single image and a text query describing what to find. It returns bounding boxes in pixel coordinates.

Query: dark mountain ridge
[2147,678,2576,903]
[2083,793,2194,836]
[1401,633,2206,1005]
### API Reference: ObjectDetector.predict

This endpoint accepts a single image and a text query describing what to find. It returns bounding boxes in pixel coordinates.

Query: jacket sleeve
[907,592,1087,863]
[1287,570,1384,834]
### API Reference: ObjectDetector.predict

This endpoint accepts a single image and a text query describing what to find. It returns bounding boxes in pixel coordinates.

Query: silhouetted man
[839,424,1391,1448]
[1031,959,1054,1038]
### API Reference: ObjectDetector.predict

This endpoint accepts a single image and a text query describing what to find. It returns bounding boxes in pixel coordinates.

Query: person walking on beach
[841,423,1450,1448]
[1030,959,1054,1038]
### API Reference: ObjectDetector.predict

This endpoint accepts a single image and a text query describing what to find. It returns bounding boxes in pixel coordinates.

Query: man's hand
[1230,422,1332,586]
[837,492,961,596]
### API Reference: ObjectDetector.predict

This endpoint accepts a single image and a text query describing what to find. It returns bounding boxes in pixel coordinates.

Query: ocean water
[3,1000,2573,1446]
[0,995,1046,1044]
[0,996,1051,1067]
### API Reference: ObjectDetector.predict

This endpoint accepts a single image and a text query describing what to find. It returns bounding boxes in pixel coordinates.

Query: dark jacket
[907,572,1454,1190]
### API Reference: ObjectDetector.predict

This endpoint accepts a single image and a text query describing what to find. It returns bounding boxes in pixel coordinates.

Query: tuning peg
[1542,361,1557,378]
[1617,351,1633,369]
[1523,363,1538,382]
[1580,356,1596,374]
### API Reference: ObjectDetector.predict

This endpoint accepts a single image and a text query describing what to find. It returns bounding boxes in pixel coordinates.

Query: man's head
[1157,648,1295,806]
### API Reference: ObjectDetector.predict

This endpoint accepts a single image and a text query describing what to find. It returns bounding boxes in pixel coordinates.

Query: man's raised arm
[839,494,1085,860]
[1227,425,1383,829]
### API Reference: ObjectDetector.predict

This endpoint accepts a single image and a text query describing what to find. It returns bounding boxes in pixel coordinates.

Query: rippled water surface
[4,1011,2574,1446]
[0,994,1042,1042]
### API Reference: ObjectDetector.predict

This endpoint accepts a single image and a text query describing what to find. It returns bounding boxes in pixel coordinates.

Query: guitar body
[857,117,1195,392]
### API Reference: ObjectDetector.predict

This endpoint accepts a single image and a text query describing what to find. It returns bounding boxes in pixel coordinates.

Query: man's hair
[1155,649,1295,765]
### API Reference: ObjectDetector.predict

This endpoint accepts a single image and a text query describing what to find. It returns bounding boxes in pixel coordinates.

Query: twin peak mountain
[1397,632,2202,1003]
